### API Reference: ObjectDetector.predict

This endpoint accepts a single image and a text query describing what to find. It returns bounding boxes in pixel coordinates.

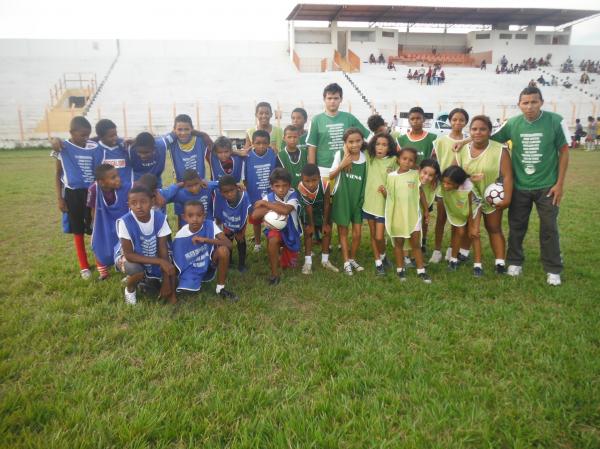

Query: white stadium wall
[0,39,118,59]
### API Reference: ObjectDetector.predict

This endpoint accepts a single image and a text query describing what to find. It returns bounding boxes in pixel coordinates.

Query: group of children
[53,82,516,304]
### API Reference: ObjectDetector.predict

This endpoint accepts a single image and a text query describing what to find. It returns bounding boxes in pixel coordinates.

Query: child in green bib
[330,128,367,276]
[440,166,477,272]
[364,132,398,276]
[291,107,308,151]
[296,163,338,274]
[383,148,432,283]
[458,115,513,276]
[430,108,469,264]
[244,102,284,152]
[277,125,307,190]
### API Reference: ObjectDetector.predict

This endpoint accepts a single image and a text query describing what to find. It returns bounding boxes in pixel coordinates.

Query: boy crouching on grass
[115,185,177,305]
[251,168,302,285]
[173,200,238,302]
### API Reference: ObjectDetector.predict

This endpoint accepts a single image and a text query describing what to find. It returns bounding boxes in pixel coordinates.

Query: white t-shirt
[330,150,366,173]
[174,222,222,239]
[117,209,172,241]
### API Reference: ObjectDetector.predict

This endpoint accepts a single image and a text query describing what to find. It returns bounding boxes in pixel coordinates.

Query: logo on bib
[524,165,536,175]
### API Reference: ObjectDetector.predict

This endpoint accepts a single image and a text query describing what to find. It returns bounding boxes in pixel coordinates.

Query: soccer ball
[484,182,505,206]
[263,211,288,230]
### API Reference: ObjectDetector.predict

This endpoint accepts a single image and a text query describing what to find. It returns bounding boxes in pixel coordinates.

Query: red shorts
[267,228,298,268]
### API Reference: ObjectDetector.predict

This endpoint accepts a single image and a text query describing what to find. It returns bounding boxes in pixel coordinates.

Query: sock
[305,255,312,265]
[216,284,225,294]
[432,250,441,256]
[96,258,109,278]
[450,257,458,263]
[396,267,405,273]
[321,253,329,263]
[237,240,247,266]
[459,248,470,257]
[375,259,382,267]
[379,253,386,261]
[474,263,482,269]
[74,234,89,270]
[417,268,426,274]
[495,258,505,266]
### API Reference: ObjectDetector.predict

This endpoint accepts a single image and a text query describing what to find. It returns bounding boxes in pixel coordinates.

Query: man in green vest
[491,87,569,286]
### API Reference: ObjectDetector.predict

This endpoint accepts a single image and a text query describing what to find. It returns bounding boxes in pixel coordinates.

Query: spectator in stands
[501,55,508,71]
[426,66,433,85]
[528,79,537,88]
[480,59,487,71]
[585,116,596,151]
[369,54,376,64]
[391,115,398,129]
[407,68,413,79]
[378,53,385,64]
[439,70,445,83]
[493,118,501,133]
[387,60,396,71]
[537,75,549,86]
[495,65,500,74]
[562,77,572,89]
[419,65,426,83]
[580,72,590,84]
[551,75,558,86]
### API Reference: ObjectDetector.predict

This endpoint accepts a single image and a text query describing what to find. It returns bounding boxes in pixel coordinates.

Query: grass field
[1,148,599,448]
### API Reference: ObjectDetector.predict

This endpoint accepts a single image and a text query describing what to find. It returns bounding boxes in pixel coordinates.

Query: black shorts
[64,188,92,235]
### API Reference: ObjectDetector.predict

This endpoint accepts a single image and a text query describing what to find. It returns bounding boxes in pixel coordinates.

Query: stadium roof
[286,4,600,27]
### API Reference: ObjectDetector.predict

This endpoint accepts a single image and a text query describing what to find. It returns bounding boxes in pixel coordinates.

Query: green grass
[1,149,599,448]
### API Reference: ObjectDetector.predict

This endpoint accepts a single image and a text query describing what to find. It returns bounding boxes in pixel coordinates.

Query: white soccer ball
[484,182,505,206]
[263,211,288,230]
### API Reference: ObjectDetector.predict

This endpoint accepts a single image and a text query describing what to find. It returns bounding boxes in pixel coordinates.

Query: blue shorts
[362,211,385,224]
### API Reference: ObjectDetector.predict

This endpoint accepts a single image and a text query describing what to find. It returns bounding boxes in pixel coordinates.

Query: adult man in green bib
[491,87,569,286]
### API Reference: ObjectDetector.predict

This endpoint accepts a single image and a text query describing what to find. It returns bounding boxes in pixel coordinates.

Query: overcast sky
[0,0,599,44]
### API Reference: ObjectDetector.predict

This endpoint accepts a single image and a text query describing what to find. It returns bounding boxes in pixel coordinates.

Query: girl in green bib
[430,108,469,264]
[330,128,367,276]
[383,148,432,283]
[439,166,476,272]
[363,132,398,276]
[457,115,513,276]
[244,102,284,152]
[419,158,441,248]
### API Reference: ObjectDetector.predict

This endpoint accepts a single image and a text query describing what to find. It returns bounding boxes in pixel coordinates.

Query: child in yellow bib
[440,166,477,272]
[383,148,432,283]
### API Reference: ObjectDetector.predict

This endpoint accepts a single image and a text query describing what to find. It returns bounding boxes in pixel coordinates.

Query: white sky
[0,0,599,44]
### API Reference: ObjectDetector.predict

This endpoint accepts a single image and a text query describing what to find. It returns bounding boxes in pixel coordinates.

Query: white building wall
[0,39,118,58]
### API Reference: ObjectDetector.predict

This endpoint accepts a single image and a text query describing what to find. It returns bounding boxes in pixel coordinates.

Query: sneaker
[457,253,469,264]
[268,276,280,285]
[547,273,562,286]
[80,268,92,280]
[396,269,407,282]
[349,259,364,272]
[381,255,392,269]
[507,265,522,277]
[448,261,458,271]
[495,264,506,275]
[124,287,137,305]
[302,263,312,275]
[321,260,340,273]
[253,244,261,253]
[375,264,386,276]
[473,266,484,277]
[238,264,248,273]
[404,257,415,268]
[429,250,443,264]
[418,272,432,284]
[218,288,239,302]
[343,262,353,276]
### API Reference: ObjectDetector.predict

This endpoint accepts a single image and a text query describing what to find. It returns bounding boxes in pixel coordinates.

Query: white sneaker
[302,263,312,275]
[321,260,340,273]
[253,244,261,253]
[124,287,137,305]
[343,262,353,276]
[348,259,364,272]
[507,265,523,277]
[429,250,443,264]
[80,269,92,280]
[547,273,562,286]
[445,247,453,261]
